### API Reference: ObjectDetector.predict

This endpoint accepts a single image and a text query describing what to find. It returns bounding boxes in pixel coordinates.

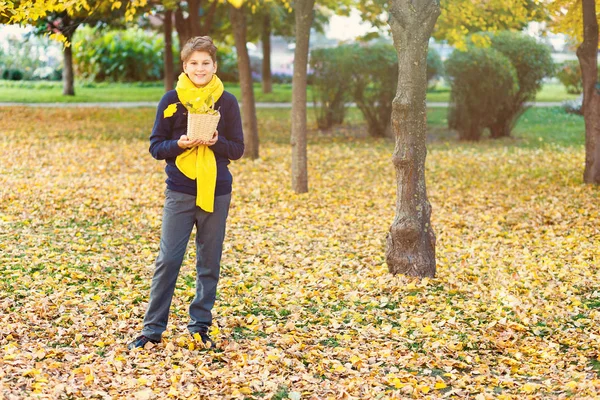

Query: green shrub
[217,48,239,83]
[427,48,444,89]
[556,60,583,95]
[446,46,519,141]
[346,43,398,137]
[73,27,171,82]
[2,69,24,81]
[310,46,354,130]
[487,31,554,137]
[271,73,292,84]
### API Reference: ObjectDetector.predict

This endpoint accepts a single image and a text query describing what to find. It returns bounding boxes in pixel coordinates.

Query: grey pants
[141,189,231,341]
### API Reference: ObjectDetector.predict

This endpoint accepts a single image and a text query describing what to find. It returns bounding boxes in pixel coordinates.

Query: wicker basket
[187,112,221,141]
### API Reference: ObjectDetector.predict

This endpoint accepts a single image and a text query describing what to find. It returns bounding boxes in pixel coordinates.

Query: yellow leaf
[349,355,361,364]
[521,383,538,393]
[228,0,244,8]
[22,368,40,377]
[565,381,578,390]
[434,382,447,389]
[163,103,177,118]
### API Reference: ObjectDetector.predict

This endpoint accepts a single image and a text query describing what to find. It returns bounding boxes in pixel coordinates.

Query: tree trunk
[291,0,314,193]
[386,0,440,277]
[230,4,259,160]
[188,0,201,37]
[175,6,190,74]
[489,118,512,139]
[261,12,273,94]
[200,0,219,36]
[163,9,175,92]
[62,30,75,96]
[577,0,600,184]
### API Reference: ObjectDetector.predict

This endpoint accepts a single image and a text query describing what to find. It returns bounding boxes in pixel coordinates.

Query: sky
[325,11,381,41]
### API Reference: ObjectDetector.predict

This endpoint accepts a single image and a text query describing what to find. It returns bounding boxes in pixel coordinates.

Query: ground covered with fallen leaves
[1,107,599,399]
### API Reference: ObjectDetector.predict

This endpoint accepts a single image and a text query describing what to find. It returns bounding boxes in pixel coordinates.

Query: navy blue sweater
[149,90,245,197]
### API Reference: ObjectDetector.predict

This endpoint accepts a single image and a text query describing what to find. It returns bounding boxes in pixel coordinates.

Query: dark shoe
[191,330,215,348]
[128,335,160,350]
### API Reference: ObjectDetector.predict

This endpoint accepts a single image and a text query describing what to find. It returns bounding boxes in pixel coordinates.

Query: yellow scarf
[174,73,224,213]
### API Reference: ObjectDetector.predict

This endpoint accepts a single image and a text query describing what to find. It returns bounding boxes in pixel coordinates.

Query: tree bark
[261,12,273,94]
[175,6,190,59]
[386,0,440,277]
[62,28,75,96]
[230,4,259,159]
[291,0,314,193]
[163,9,175,92]
[188,0,201,37]
[200,0,219,36]
[577,0,600,184]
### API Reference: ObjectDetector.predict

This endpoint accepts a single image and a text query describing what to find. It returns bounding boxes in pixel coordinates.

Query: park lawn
[426,82,580,103]
[1,106,598,398]
[0,79,580,103]
[0,80,294,103]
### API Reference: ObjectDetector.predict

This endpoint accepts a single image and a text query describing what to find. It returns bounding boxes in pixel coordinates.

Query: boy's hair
[181,36,217,63]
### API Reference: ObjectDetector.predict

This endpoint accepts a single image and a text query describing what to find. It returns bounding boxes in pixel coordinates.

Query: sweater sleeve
[210,95,245,160]
[149,93,186,160]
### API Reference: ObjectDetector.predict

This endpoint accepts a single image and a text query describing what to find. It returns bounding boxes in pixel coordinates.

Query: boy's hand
[203,130,219,146]
[177,135,204,149]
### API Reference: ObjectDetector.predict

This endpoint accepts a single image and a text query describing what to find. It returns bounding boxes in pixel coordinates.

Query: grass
[425,82,580,103]
[0,80,293,103]
[0,79,580,104]
[425,106,585,147]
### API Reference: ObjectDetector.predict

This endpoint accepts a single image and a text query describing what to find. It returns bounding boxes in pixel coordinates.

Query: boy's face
[183,51,217,87]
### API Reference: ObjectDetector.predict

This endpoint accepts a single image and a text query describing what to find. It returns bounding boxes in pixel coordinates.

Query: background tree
[230,1,259,159]
[0,0,144,95]
[576,0,600,184]
[386,0,440,277]
[248,3,294,94]
[486,31,554,138]
[4,1,130,96]
[35,12,81,96]
[163,6,175,91]
[549,0,600,184]
[290,0,314,193]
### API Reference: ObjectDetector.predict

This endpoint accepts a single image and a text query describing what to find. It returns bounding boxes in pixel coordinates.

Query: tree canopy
[547,0,600,46]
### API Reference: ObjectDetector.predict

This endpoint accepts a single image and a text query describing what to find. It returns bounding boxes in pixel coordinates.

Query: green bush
[310,46,354,130]
[73,27,171,82]
[487,31,554,137]
[2,69,24,81]
[346,43,398,137]
[427,48,444,89]
[217,49,239,83]
[309,43,442,135]
[271,73,292,84]
[446,46,519,141]
[556,60,583,95]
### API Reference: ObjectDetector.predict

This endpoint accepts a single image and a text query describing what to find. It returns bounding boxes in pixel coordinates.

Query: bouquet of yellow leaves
[185,95,221,142]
